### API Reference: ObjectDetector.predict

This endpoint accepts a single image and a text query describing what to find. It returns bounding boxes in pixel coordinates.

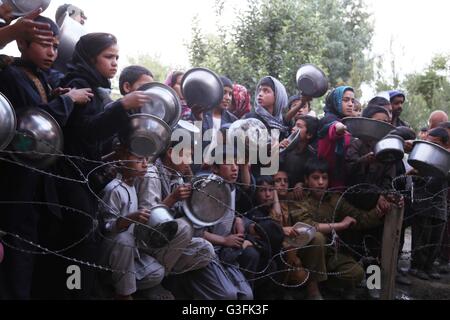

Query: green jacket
[289,192,383,231]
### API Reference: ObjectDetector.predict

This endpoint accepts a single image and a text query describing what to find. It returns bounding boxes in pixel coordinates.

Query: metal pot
[9,108,63,169]
[408,140,450,177]
[374,135,405,163]
[140,82,181,129]
[342,117,395,143]
[3,0,51,16]
[53,13,87,73]
[183,174,232,228]
[296,64,329,98]
[181,67,223,112]
[0,92,16,150]
[124,114,172,159]
[134,205,178,249]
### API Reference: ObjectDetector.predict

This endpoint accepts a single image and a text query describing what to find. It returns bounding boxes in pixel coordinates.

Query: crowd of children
[0,4,449,300]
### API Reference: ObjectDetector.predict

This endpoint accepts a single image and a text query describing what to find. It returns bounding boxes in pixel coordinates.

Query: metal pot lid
[183,174,232,227]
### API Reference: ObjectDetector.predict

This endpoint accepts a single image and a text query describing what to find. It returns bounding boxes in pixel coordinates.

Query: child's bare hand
[66,88,94,105]
[224,234,245,248]
[121,91,151,111]
[171,184,192,202]
[0,3,14,25]
[13,9,55,45]
[283,227,298,238]
[335,122,347,135]
[279,139,290,149]
[341,216,357,229]
[293,183,304,200]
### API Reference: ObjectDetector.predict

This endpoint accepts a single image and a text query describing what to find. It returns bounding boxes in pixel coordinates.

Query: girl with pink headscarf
[165,71,193,121]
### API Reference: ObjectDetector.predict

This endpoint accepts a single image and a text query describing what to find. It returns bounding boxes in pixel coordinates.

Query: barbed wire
[0,148,449,298]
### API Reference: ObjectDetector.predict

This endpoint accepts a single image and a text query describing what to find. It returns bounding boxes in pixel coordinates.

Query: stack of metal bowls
[181,67,223,112]
[0,92,16,151]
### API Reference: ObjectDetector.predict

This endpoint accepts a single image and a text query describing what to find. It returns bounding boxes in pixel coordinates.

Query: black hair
[259,77,275,93]
[169,71,184,87]
[438,122,450,130]
[119,65,153,95]
[303,158,329,178]
[362,105,390,119]
[293,115,319,141]
[255,175,274,187]
[368,96,390,108]
[220,76,233,89]
[428,127,449,145]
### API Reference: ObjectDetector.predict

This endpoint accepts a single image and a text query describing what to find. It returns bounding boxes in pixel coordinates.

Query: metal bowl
[0,92,16,150]
[280,129,301,154]
[342,117,395,143]
[227,118,270,148]
[134,205,178,249]
[296,64,329,98]
[181,67,224,112]
[374,135,405,163]
[408,140,450,177]
[124,114,171,159]
[285,222,316,248]
[140,82,181,129]
[4,0,51,16]
[9,108,63,169]
[183,174,232,228]
[53,13,87,73]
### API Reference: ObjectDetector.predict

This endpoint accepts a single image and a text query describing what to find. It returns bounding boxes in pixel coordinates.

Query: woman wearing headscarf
[165,70,192,121]
[245,76,289,139]
[317,86,355,189]
[229,83,252,119]
[48,33,150,299]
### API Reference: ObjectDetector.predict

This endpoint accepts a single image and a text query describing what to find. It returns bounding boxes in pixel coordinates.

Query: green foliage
[127,53,172,83]
[188,0,374,98]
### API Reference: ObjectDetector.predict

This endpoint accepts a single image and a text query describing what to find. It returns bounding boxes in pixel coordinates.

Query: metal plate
[342,117,395,143]
[4,0,51,16]
[280,129,301,154]
[183,174,232,227]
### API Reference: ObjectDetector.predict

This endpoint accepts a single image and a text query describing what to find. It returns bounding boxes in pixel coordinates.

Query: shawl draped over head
[254,76,289,133]
[62,32,117,89]
[318,86,353,188]
[229,84,251,119]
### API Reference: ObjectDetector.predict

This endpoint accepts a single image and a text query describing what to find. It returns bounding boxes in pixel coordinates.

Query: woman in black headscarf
[50,33,150,299]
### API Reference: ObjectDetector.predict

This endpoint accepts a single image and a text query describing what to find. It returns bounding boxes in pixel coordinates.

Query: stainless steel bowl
[53,13,87,73]
[342,117,395,143]
[4,0,51,16]
[408,140,450,177]
[134,205,178,249]
[285,222,316,248]
[280,129,301,154]
[183,174,232,227]
[140,82,181,129]
[9,108,63,168]
[0,92,16,150]
[125,114,172,158]
[296,64,329,98]
[374,135,405,163]
[181,67,223,112]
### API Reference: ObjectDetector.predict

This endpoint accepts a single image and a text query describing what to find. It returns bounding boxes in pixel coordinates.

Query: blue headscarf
[319,86,354,137]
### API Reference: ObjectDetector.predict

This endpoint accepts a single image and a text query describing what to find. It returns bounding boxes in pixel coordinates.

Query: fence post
[381,205,405,300]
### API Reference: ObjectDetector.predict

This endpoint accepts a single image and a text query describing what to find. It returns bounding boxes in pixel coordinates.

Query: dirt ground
[395,228,450,300]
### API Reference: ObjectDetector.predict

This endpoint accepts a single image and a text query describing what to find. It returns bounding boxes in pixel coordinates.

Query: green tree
[188,0,374,98]
[127,53,173,83]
